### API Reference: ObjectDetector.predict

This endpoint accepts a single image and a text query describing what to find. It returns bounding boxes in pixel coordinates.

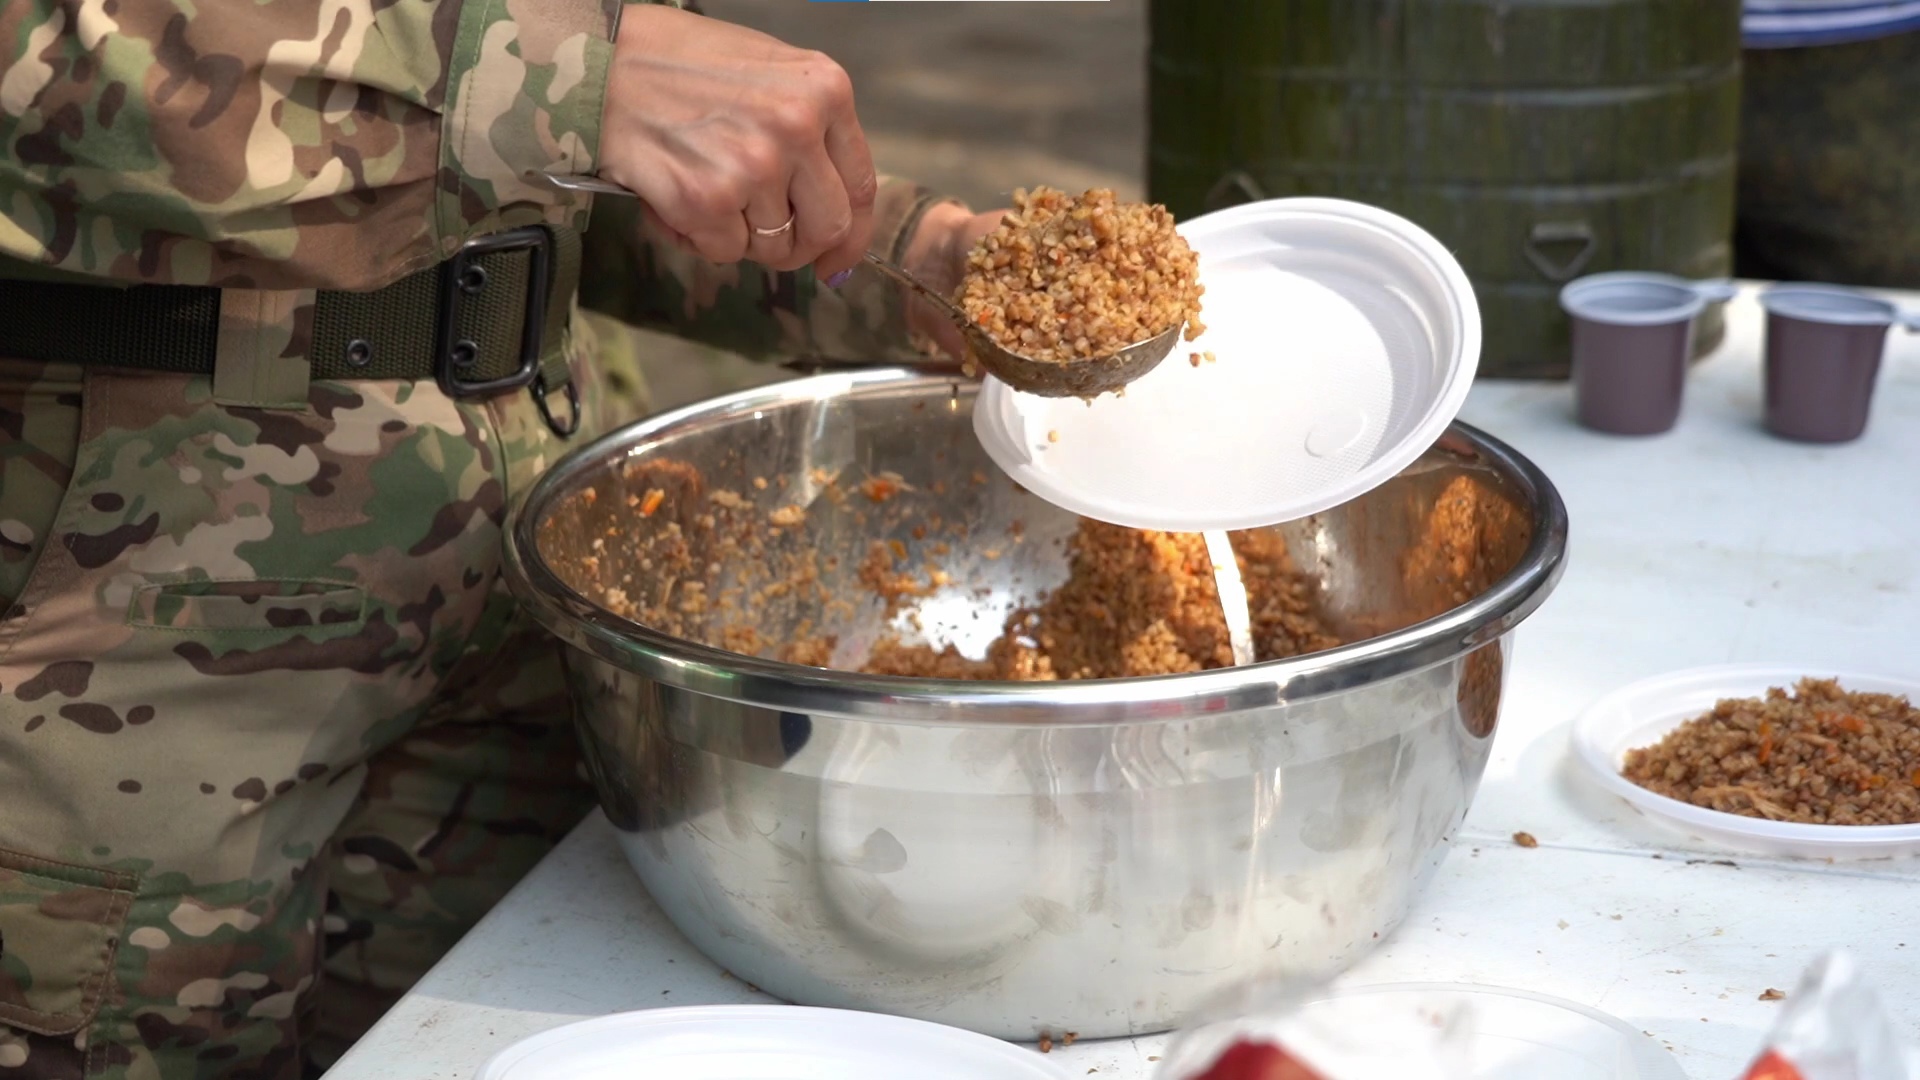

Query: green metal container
[1735,32,1920,288]
[1149,0,1744,379]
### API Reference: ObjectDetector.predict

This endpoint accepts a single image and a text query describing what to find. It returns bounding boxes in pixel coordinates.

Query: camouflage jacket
[0,0,950,366]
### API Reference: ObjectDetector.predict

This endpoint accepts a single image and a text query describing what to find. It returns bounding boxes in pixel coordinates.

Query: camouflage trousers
[0,308,653,1080]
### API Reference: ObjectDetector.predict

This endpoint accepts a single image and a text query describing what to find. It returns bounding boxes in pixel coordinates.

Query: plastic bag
[1158,951,1919,1080]
[1155,974,1473,1080]
[1738,952,1920,1080]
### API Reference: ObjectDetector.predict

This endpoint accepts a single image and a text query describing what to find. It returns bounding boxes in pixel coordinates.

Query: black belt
[0,225,582,437]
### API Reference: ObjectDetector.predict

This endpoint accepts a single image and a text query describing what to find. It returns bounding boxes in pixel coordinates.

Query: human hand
[599,6,877,278]
[898,202,1009,364]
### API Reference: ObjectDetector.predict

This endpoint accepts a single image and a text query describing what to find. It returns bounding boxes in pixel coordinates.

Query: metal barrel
[1736,30,1920,289]
[1148,0,1743,379]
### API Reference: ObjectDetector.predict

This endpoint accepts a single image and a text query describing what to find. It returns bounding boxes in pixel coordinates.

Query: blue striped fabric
[1745,0,1920,47]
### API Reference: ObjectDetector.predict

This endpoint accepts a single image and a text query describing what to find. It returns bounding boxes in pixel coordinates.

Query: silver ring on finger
[752,213,796,239]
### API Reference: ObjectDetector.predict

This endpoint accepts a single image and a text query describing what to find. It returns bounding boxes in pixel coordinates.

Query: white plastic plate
[1160,983,1686,1080]
[973,197,1480,533]
[474,1005,1073,1080]
[1571,663,1920,860]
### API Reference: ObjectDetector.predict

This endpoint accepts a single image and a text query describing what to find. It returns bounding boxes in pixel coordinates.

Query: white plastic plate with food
[1571,663,1920,860]
[972,197,1480,534]
[472,1005,1072,1080]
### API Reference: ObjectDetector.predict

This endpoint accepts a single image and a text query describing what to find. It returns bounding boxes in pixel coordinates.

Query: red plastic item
[1190,1040,1330,1080]
[1742,1050,1805,1080]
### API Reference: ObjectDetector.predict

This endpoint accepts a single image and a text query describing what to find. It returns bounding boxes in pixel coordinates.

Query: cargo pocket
[126,579,368,634]
[0,849,136,1036]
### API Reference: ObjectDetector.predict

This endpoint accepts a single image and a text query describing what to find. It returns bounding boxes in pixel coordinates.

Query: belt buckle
[434,225,552,399]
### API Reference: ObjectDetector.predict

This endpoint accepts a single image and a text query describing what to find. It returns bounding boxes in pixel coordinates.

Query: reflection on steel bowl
[503,370,1568,1042]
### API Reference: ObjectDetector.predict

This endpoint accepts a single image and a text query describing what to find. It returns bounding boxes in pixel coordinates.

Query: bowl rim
[503,368,1569,726]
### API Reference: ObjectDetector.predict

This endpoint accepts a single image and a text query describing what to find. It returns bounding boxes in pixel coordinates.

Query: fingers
[639,115,856,273]
[743,185,799,269]
[670,169,753,265]
[639,203,698,258]
[787,146,853,276]
[813,72,877,280]
[597,11,877,275]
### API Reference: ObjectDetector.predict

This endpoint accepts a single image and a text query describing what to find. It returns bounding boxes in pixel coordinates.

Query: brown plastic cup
[1560,273,1736,436]
[1759,285,1920,444]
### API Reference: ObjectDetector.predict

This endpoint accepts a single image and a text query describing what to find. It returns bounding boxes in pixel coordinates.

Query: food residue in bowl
[550,454,1520,692]
[859,521,1340,680]
[860,472,909,503]
[1622,677,1920,825]
[572,460,1341,683]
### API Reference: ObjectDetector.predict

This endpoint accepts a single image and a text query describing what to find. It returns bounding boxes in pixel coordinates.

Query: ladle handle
[524,170,639,198]
[860,253,967,323]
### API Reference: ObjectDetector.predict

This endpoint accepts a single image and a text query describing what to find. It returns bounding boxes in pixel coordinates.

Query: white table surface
[326,285,1920,1080]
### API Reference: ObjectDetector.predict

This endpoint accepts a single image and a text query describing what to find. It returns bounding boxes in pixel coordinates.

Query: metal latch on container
[1524,221,1598,282]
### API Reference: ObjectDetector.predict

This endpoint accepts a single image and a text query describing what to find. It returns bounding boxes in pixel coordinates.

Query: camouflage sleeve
[576,176,961,366]
[0,0,642,290]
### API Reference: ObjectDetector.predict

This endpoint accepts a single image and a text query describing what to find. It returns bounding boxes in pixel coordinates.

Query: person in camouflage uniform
[0,1,1005,1077]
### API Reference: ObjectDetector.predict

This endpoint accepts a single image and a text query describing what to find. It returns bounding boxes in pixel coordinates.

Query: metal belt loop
[528,223,584,439]
[532,373,582,438]
[434,226,553,399]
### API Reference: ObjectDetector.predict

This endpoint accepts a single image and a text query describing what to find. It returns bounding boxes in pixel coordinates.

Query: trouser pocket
[0,849,137,1042]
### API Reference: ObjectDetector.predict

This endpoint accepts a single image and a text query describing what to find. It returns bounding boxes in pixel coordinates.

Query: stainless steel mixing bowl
[504,369,1568,1041]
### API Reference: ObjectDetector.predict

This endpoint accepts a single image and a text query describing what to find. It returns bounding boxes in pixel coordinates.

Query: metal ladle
[525,170,1181,398]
